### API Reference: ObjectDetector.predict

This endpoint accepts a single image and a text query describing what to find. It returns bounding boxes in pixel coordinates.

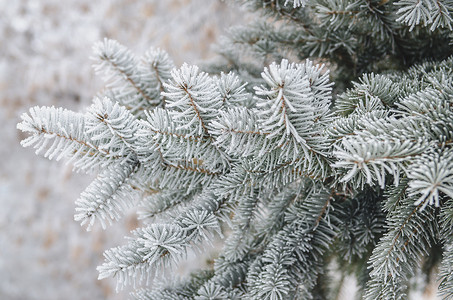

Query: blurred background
[0,1,240,299]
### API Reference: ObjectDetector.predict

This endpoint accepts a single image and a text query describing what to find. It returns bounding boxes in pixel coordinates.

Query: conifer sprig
[16,1,453,296]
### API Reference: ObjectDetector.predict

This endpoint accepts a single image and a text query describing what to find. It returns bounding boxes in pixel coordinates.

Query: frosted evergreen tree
[17,0,453,299]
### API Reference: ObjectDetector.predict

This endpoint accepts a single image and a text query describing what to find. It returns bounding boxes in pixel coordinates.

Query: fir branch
[247,189,338,299]
[93,39,155,104]
[139,47,175,107]
[439,198,453,298]
[334,136,429,188]
[17,106,119,172]
[365,196,438,299]
[163,64,222,136]
[407,148,453,208]
[75,160,141,230]
[137,108,230,173]
[85,97,140,157]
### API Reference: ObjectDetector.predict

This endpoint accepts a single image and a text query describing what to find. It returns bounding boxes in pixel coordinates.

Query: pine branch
[137,189,198,222]
[139,47,175,107]
[215,71,252,108]
[365,196,438,299]
[137,108,230,173]
[17,106,118,172]
[335,73,399,115]
[247,189,338,299]
[86,97,140,157]
[210,107,272,157]
[163,64,222,136]
[98,192,225,289]
[132,269,213,300]
[93,39,172,115]
[407,148,453,208]
[439,198,453,298]
[395,0,453,31]
[97,224,189,288]
[75,160,141,230]
[334,136,429,188]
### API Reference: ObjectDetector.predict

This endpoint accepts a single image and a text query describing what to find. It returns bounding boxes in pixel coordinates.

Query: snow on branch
[163,64,222,136]
[18,106,117,172]
[75,160,141,230]
[407,149,453,208]
[93,39,174,115]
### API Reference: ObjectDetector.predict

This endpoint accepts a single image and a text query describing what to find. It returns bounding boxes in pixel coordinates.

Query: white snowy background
[0,0,440,299]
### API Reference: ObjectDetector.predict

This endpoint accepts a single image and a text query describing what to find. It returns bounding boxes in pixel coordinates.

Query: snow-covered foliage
[12,0,453,299]
[2,1,240,299]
